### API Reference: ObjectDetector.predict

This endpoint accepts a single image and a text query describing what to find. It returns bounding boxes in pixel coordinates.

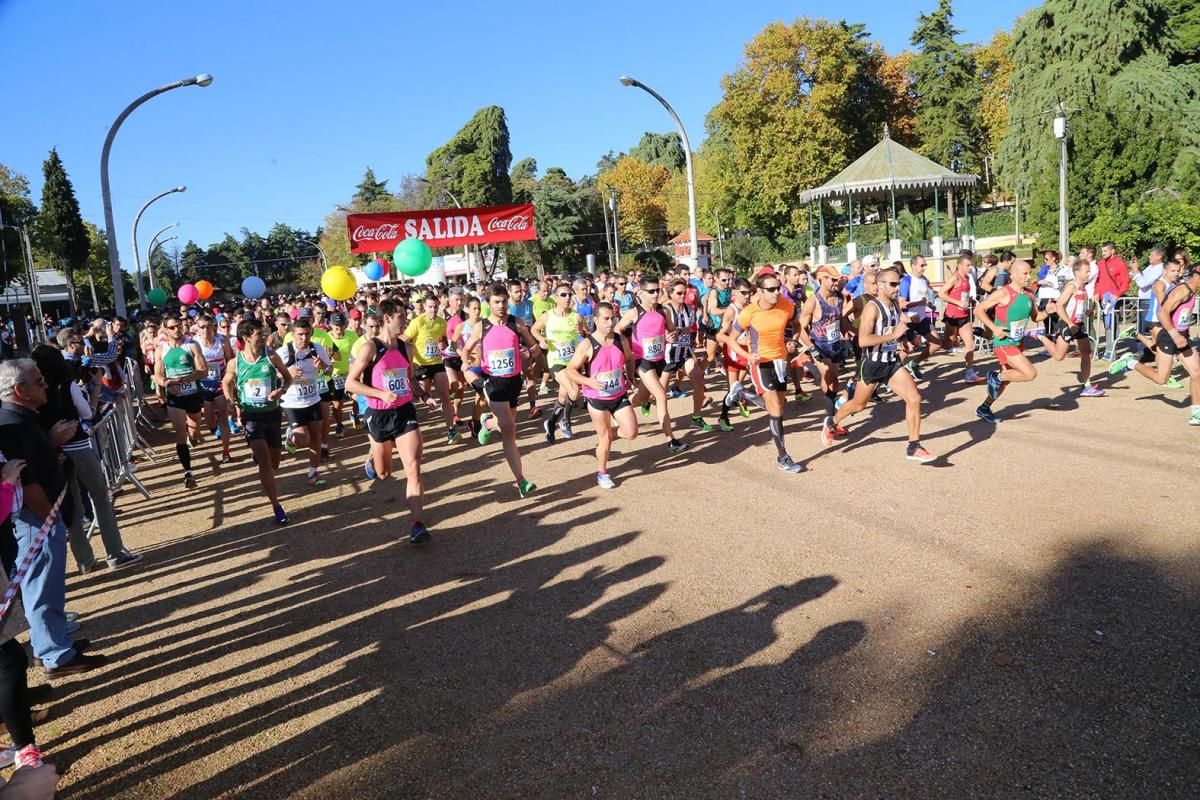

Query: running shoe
[596,472,616,490]
[0,747,15,769]
[738,400,751,418]
[558,417,574,439]
[904,361,924,381]
[667,386,685,399]
[1119,327,1138,340]
[690,415,714,432]
[965,368,984,384]
[542,414,556,444]
[820,416,835,447]
[777,454,804,474]
[1190,409,1200,426]
[667,439,689,455]
[986,370,1003,400]
[335,422,344,437]
[641,402,652,417]
[1108,354,1136,375]
[794,391,812,403]
[220,452,233,465]
[906,442,936,463]
[228,418,243,435]
[320,445,330,462]
[470,419,482,437]
[1079,384,1105,398]
[106,550,143,570]
[718,417,734,432]
[831,423,849,437]
[478,413,494,445]
[364,457,378,481]
[518,479,536,498]
[13,744,42,771]
[527,407,542,420]
[183,471,197,489]
[307,471,327,487]
[976,404,1000,424]
[1025,327,1045,340]
[273,504,289,525]
[447,428,459,444]
[1168,376,1186,390]
[209,428,219,441]
[410,522,431,544]
[283,426,298,454]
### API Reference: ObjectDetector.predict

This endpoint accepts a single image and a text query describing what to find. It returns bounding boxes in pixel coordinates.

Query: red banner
[346,203,537,254]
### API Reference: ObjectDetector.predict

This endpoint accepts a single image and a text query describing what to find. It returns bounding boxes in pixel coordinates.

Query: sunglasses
[644,288,660,294]
[557,292,570,298]
[164,324,180,331]
[718,278,730,283]
[761,285,781,293]
[736,290,751,296]
[883,281,900,287]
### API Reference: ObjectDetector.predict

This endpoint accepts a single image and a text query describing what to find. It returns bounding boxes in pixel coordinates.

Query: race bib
[488,348,517,376]
[382,368,409,396]
[595,369,624,398]
[243,378,269,406]
[206,364,223,381]
[295,378,318,398]
[172,380,196,395]
[643,335,665,360]
[556,341,576,361]
[880,327,898,351]
[1008,320,1028,339]
[423,341,441,359]
[332,375,346,391]
[316,373,330,393]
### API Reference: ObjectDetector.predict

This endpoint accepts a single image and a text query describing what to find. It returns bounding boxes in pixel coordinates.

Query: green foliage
[1074,195,1200,255]
[36,148,89,303]
[1165,0,1200,63]
[510,157,538,204]
[176,224,322,291]
[725,236,757,268]
[628,132,685,172]
[353,168,390,207]
[0,164,36,292]
[910,0,982,173]
[425,106,513,209]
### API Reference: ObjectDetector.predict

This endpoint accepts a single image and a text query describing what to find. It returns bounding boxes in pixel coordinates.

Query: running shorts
[166,392,203,414]
[366,403,419,442]
[483,374,523,407]
[243,408,282,449]
[994,342,1026,367]
[750,362,789,395]
[1156,329,1193,356]
[413,364,446,382]
[586,395,631,415]
[636,359,666,376]
[858,358,901,386]
[284,404,323,426]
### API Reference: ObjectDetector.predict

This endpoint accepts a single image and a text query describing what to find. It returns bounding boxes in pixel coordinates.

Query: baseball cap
[297,307,313,319]
[348,308,362,320]
[329,312,348,326]
[754,265,777,278]
[815,265,841,280]
[862,254,880,267]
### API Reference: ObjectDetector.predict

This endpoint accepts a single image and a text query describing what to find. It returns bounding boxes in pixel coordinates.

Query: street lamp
[100,73,213,316]
[297,238,327,271]
[132,186,185,308]
[619,75,698,274]
[145,222,178,290]
[417,177,474,281]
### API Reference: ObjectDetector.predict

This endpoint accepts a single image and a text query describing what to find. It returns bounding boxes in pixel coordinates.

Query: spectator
[1095,241,1131,360]
[0,359,107,677]
[1131,247,1168,337]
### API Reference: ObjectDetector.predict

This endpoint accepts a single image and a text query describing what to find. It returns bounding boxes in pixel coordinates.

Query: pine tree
[425,106,513,208]
[37,148,89,305]
[353,168,391,207]
[909,0,982,172]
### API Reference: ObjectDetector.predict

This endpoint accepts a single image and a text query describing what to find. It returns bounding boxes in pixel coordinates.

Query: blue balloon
[365,260,385,281]
[241,275,266,299]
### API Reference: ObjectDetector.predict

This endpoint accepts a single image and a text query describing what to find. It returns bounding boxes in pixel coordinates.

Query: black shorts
[284,404,323,426]
[483,374,523,407]
[1157,329,1193,356]
[366,403,419,442]
[905,317,933,340]
[319,391,333,403]
[413,363,446,382]
[636,359,666,376]
[586,395,631,415]
[942,315,970,331]
[200,383,224,403]
[166,392,203,414]
[813,342,845,365]
[550,363,569,374]
[858,358,901,387]
[326,386,347,402]
[663,350,695,374]
[1056,324,1088,342]
[243,408,282,449]
[443,356,463,372]
[749,362,790,394]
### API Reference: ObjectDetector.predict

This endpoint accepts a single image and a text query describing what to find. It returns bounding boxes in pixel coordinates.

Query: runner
[715,279,763,431]
[509,279,543,420]
[729,273,805,473]
[704,268,734,365]
[1110,260,1183,383]
[344,299,430,542]
[194,313,234,463]
[460,283,541,497]
[821,267,936,462]
[531,282,588,443]
[898,255,946,378]
[563,304,639,488]
[798,265,849,435]
[974,260,1041,424]
[937,254,985,383]
[1035,258,1105,397]
[663,279,714,431]
[222,320,292,524]
[155,315,208,488]
[615,276,688,454]
[277,318,331,486]
[1111,264,1200,426]
[402,294,458,443]
[442,291,468,426]
[326,312,359,436]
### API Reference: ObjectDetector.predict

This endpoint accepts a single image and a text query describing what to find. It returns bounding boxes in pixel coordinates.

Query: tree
[510,157,538,204]
[425,106,513,208]
[707,18,892,240]
[910,0,982,173]
[0,164,36,292]
[996,0,1200,242]
[36,148,89,309]
[596,157,671,247]
[874,51,920,146]
[81,222,114,311]
[974,30,1013,163]
[628,132,686,172]
[1165,0,1200,63]
[353,168,390,207]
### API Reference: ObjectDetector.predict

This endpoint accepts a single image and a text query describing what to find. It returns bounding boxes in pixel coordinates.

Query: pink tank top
[581,334,627,400]
[445,314,465,357]
[1171,285,1196,331]
[481,318,522,377]
[367,339,412,410]
[630,306,666,361]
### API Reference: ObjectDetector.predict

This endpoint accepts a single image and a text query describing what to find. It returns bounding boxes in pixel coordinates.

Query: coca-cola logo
[351,224,399,242]
[487,215,531,232]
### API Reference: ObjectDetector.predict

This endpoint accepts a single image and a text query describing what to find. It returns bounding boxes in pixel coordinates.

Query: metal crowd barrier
[89,397,151,501]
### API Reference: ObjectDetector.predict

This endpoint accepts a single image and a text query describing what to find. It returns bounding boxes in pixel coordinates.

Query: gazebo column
[888,185,901,263]
[808,204,815,264]
[963,193,975,252]
[846,193,857,263]
[932,185,944,281]
[817,201,828,265]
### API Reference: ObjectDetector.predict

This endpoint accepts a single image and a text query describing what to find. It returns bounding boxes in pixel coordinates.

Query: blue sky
[1,0,1029,267]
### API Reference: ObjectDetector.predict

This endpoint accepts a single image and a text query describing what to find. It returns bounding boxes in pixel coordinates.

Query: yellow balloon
[321,266,357,301]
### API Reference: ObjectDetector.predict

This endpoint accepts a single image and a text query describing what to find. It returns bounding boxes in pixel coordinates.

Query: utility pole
[713,210,726,266]
[600,192,614,268]
[608,190,621,268]
[1054,102,1069,257]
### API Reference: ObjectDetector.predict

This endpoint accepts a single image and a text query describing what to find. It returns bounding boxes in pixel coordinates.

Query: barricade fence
[87,359,156,509]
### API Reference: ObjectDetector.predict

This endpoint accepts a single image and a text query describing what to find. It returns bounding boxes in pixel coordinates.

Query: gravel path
[36,354,1200,799]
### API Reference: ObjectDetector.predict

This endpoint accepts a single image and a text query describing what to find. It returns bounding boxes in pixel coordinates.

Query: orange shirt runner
[737,297,795,361]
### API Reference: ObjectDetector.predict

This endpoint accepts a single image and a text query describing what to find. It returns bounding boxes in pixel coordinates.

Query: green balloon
[394,238,433,277]
[147,288,168,307]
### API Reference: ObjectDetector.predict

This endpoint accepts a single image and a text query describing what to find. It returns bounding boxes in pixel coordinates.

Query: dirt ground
[31,351,1200,799]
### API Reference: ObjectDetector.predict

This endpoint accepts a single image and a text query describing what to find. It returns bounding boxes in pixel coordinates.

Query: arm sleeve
[87,336,121,367]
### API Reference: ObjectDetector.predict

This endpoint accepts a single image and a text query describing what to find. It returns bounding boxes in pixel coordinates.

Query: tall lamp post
[417,177,474,281]
[1054,102,1069,258]
[298,238,327,271]
[131,186,185,308]
[101,73,212,316]
[619,75,698,273]
[145,221,178,291]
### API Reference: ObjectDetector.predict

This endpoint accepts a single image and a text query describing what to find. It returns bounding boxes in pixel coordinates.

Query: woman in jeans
[30,345,141,573]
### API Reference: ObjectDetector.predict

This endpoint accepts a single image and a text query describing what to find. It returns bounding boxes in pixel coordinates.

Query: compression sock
[176,443,192,472]
[768,415,786,458]
[823,390,837,416]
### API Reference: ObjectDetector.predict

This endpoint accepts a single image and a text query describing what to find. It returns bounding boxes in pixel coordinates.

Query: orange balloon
[194,280,214,301]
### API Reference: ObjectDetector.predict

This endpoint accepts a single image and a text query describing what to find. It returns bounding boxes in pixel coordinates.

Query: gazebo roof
[799,127,978,204]
[669,230,715,243]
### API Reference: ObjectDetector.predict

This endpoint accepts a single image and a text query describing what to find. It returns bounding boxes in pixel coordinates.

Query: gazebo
[798,126,979,279]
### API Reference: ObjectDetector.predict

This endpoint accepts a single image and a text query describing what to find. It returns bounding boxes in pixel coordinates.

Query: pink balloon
[177,284,200,305]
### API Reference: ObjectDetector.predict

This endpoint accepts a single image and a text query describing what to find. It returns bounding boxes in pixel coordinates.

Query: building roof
[799,127,979,204]
[669,230,715,244]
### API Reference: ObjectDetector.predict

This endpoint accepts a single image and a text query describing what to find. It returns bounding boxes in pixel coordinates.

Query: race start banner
[346,203,537,254]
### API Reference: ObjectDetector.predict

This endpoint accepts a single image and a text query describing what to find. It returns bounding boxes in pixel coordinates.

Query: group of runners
[139,249,1200,541]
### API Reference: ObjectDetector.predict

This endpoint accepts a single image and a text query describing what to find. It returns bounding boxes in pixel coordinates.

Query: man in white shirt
[1131,246,1167,337]
[277,318,331,486]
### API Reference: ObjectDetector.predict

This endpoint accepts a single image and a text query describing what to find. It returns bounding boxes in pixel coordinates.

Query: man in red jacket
[1095,241,1131,361]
